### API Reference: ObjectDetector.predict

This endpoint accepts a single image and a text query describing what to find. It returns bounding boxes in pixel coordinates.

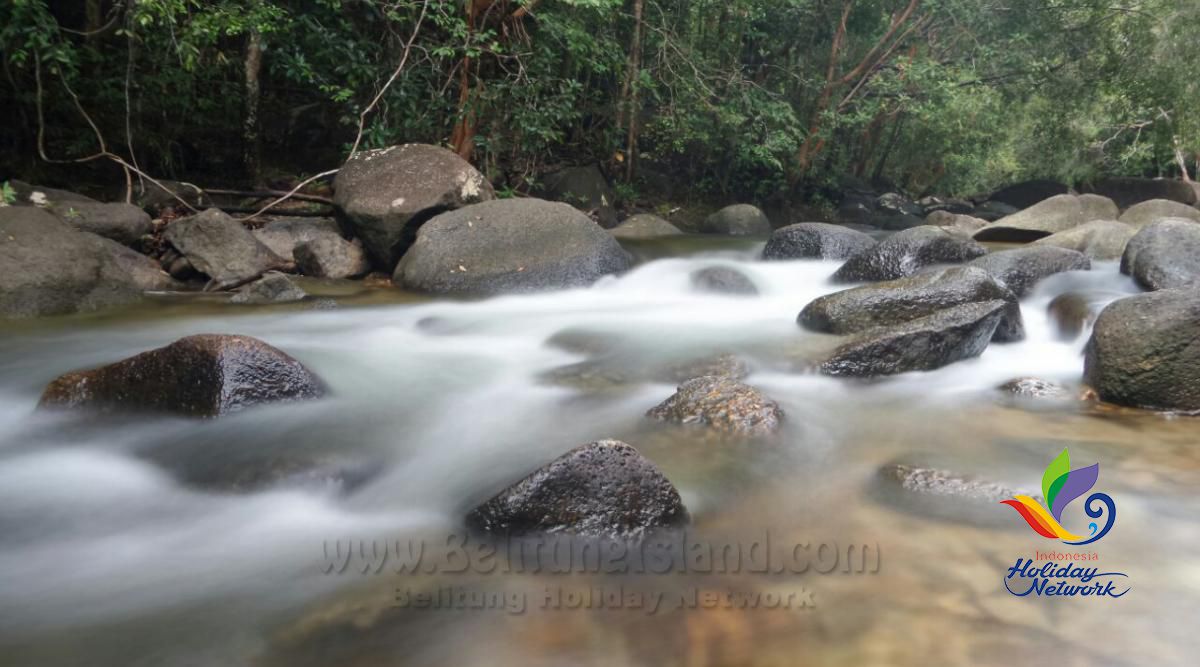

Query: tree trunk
[620,0,645,182]
[243,29,264,185]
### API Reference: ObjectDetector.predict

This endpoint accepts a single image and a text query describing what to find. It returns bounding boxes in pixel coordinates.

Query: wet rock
[1084,289,1200,412]
[333,144,494,269]
[1118,198,1200,227]
[539,164,618,228]
[1030,220,1136,261]
[294,236,371,279]
[816,300,1007,377]
[134,179,212,214]
[966,246,1091,297]
[882,463,1025,504]
[610,213,683,239]
[393,198,630,294]
[646,376,783,436]
[90,235,179,292]
[39,334,326,417]
[690,266,758,295]
[876,462,1034,526]
[1047,292,1098,340]
[700,204,772,236]
[831,226,988,283]
[251,217,344,262]
[231,272,307,304]
[1119,218,1200,290]
[540,353,749,392]
[971,200,1020,222]
[998,377,1072,399]
[973,194,1119,242]
[1084,177,1197,209]
[762,222,876,260]
[544,328,623,356]
[163,209,285,289]
[989,180,1070,209]
[465,440,688,537]
[924,210,987,237]
[800,266,1024,342]
[47,201,152,246]
[6,180,98,206]
[659,353,750,383]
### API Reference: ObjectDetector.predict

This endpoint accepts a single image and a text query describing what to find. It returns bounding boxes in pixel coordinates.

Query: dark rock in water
[333,144,494,269]
[540,352,749,392]
[831,226,986,283]
[7,180,99,206]
[1031,220,1136,261]
[294,236,371,279]
[800,266,1024,343]
[465,440,688,537]
[1118,198,1200,227]
[1084,177,1197,209]
[47,201,152,246]
[973,194,1118,242]
[1084,289,1200,412]
[134,179,212,214]
[231,272,307,304]
[762,222,876,260]
[876,462,1035,526]
[393,198,631,294]
[967,246,1090,297]
[882,463,1025,504]
[971,200,1020,222]
[539,164,618,229]
[998,377,1072,399]
[989,180,1070,209]
[163,209,285,289]
[543,328,623,356]
[39,334,326,417]
[690,266,758,295]
[700,204,772,236]
[876,192,922,217]
[1047,292,1098,340]
[816,300,1007,377]
[919,196,974,216]
[251,217,344,262]
[646,376,782,436]
[1120,218,1200,290]
[610,213,682,239]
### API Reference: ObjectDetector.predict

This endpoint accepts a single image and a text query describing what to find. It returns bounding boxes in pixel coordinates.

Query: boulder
[6,180,98,207]
[816,300,1007,377]
[1119,218,1200,290]
[700,204,772,236]
[1085,177,1197,209]
[800,266,1024,343]
[966,246,1090,297]
[89,235,178,292]
[646,376,783,436]
[973,194,1119,242]
[610,213,683,239]
[971,200,1020,222]
[998,377,1072,400]
[1,207,154,318]
[1118,198,1200,227]
[925,210,987,237]
[1047,292,1099,341]
[294,237,371,279]
[539,164,618,228]
[690,266,758,295]
[393,198,631,294]
[332,144,494,268]
[1030,220,1136,261]
[163,209,284,289]
[46,202,152,246]
[230,272,307,304]
[465,440,688,537]
[762,222,876,260]
[251,217,344,262]
[1084,289,1200,411]
[134,179,212,214]
[39,334,326,417]
[831,226,987,283]
[989,180,1070,209]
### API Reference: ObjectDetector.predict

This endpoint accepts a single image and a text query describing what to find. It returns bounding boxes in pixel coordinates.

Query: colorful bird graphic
[1001,448,1116,546]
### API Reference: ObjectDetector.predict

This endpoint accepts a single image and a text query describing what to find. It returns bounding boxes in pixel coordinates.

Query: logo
[1000,448,1116,546]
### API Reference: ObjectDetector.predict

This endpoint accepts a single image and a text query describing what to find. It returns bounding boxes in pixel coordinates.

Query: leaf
[1050,463,1099,522]
[1042,448,1071,509]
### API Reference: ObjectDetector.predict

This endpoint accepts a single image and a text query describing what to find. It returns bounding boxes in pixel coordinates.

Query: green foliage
[0,182,16,206]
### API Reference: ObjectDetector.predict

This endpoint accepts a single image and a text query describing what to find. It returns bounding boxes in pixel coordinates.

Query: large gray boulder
[1120,218,1200,290]
[333,144,494,268]
[394,198,631,294]
[1,207,158,318]
[800,266,1024,342]
[989,180,1069,209]
[1085,177,1197,209]
[831,226,986,283]
[465,440,688,537]
[610,213,682,239]
[1084,289,1200,411]
[47,201,152,246]
[539,164,618,228]
[700,204,772,236]
[39,334,326,417]
[646,375,783,436]
[967,246,1091,297]
[251,217,344,262]
[761,222,876,260]
[816,300,1006,377]
[1030,220,1136,261]
[1118,198,1200,227]
[973,194,1119,242]
[163,209,285,289]
[294,236,371,279]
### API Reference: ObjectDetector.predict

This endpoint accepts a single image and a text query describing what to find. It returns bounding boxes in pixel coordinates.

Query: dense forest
[2,0,1198,206]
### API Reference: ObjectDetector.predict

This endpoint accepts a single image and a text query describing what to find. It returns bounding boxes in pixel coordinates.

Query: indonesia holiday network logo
[1001,448,1116,545]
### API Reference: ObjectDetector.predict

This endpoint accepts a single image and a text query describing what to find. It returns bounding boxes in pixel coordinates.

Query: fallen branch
[203,188,333,205]
[235,169,341,223]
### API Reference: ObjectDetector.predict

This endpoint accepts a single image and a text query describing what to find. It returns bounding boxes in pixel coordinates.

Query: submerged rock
[1119,218,1200,290]
[610,213,682,239]
[465,440,688,537]
[1030,220,1136,261]
[1118,198,1200,227]
[690,266,758,295]
[831,226,986,283]
[966,246,1090,297]
[230,271,307,304]
[1084,289,1200,412]
[761,222,876,260]
[39,334,326,417]
[998,377,1072,400]
[163,209,285,289]
[700,204,772,236]
[539,352,749,392]
[876,462,1036,527]
[881,463,1025,504]
[1046,292,1099,340]
[646,376,783,436]
[973,194,1118,242]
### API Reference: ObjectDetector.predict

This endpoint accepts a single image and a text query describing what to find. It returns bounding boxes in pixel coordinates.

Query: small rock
[610,214,683,239]
[231,271,307,304]
[646,376,783,436]
[998,377,1072,399]
[294,237,371,279]
[690,266,758,295]
[700,204,772,236]
[761,222,876,260]
[1046,293,1098,340]
[251,217,344,262]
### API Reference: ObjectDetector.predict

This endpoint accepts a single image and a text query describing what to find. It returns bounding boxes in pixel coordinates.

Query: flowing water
[1,237,1197,666]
